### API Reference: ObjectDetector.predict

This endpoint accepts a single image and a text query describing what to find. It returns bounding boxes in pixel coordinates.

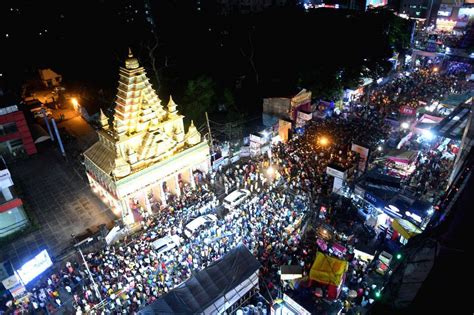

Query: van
[375,251,393,275]
[184,214,218,238]
[152,235,181,256]
[223,189,250,209]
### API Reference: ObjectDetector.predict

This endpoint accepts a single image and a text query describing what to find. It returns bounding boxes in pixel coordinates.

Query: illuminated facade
[84,50,210,224]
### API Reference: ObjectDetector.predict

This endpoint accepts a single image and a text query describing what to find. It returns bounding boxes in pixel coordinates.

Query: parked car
[152,235,181,256]
[31,107,52,118]
[223,189,250,209]
[375,251,393,275]
[184,214,218,238]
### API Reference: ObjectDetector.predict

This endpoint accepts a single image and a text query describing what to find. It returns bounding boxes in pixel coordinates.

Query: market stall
[384,149,419,177]
[309,252,348,299]
[392,218,422,241]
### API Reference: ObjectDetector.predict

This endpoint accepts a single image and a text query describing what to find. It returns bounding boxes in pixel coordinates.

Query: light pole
[71,235,101,299]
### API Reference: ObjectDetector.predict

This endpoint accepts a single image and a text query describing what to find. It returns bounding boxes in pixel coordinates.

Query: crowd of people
[369,66,470,116]
[2,107,390,314]
[2,56,469,315]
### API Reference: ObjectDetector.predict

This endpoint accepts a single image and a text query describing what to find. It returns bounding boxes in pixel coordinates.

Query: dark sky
[1,0,156,92]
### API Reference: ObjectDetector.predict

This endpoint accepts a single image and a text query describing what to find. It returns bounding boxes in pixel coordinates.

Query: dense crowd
[2,58,469,315]
[368,67,469,115]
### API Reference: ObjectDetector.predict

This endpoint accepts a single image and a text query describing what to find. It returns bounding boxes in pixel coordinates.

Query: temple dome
[125,48,139,70]
[186,121,201,146]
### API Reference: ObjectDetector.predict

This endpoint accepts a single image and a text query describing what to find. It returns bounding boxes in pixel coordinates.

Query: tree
[181,76,217,126]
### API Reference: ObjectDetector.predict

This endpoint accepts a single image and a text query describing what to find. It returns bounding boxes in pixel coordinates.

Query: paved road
[0,144,115,269]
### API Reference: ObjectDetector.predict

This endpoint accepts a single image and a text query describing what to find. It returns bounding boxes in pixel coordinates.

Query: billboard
[2,274,26,299]
[366,0,387,8]
[290,89,312,121]
[278,120,292,143]
[326,166,346,179]
[399,106,417,116]
[17,250,53,284]
[296,111,312,128]
[351,143,369,172]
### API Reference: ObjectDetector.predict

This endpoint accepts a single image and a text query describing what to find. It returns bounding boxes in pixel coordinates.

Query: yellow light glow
[71,98,79,107]
[433,67,439,73]
[319,137,329,146]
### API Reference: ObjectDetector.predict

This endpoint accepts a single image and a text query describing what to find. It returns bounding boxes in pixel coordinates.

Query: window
[0,122,18,136]
[9,139,23,148]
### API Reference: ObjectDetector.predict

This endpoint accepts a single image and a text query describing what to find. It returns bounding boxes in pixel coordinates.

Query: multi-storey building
[0,104,37,161]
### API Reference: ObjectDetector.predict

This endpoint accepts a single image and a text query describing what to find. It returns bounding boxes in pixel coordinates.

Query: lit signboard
[16,250,53,284]
[366,0,387,8]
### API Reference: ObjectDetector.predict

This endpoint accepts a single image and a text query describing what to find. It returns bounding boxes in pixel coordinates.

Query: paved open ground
[0,144,115,269]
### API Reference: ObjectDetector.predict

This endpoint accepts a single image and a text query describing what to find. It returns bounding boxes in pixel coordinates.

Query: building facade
[0,105,37,161]
[38,69,62,88]
[84,50,211,224]
[0,158,29,237]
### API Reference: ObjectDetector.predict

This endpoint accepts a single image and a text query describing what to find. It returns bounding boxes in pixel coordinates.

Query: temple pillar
[175,174,181,197]
[159,180,167,206]
[189,168,195,189]
[144,189,153,214]
[121,197,135,225]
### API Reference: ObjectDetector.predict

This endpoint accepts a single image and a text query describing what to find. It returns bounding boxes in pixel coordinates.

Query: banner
[249,134,264,145]
[326,166,346,179]
[351,143,369,172]
[16,250,53,285]
[240,146,250,157]
[2,274,26,299]
[333,177,344,194]
[399,106,417,116]
[290,89,312,120]
[105,226,121,245]
[296,111,312,128]
[278,120,292,143]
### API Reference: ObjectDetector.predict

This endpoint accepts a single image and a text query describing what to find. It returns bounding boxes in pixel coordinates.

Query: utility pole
[51,118,66,157]
[73,236,101,300]
[205,111,214,158]
[41,109,54,142]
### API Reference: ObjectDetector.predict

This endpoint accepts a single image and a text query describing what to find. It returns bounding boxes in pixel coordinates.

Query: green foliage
[181,76,217,126]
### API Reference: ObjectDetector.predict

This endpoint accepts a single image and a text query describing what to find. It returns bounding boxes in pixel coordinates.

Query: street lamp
[319,136,329,146]
[71,97,79,111]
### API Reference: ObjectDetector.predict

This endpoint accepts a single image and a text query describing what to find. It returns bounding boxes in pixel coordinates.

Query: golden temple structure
[84,49,210,224]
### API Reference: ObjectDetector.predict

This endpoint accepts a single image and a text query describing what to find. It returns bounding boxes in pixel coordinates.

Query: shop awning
[385,149,418,164]
[392,218,422,240]
[309,252,348,287]
[139,245,260,315]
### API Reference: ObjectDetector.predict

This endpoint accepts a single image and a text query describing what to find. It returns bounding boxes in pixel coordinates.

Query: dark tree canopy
[1,1,411,121]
